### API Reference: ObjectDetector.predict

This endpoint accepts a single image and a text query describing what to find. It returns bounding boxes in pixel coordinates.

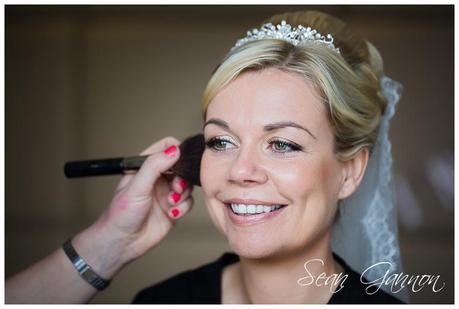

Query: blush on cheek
[272,163,317,198]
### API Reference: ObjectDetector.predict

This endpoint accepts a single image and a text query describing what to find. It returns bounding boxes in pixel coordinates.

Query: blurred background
[5,5,453,304]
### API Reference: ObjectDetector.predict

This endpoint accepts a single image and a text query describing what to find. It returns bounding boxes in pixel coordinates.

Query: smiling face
[200,68,347,260]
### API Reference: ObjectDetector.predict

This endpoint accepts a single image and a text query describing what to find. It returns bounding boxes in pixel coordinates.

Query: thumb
[127,145,180,197]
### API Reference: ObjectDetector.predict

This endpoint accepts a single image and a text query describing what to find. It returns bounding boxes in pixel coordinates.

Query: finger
[154,184,192,218]
[170,176,194,194]
[116,136,181,192]
[168,196,194,220]
[127,144,180,197]
[140,136,181,155]
[171,176,186,194]
[166,187,192,206]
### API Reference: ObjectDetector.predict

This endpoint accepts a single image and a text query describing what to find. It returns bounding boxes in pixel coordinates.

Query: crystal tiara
[232,20,340,54]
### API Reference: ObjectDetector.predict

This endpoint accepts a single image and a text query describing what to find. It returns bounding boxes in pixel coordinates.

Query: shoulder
[132,252,239,304]
[330,254,406,304]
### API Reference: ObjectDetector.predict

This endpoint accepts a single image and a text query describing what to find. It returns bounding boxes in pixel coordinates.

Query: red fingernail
[164,145,178,157]
[170,207,180,218]
[178,179,186,190]
[170,191,181,204]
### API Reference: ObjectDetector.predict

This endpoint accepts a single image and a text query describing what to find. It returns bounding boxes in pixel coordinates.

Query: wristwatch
[62,239,111,291]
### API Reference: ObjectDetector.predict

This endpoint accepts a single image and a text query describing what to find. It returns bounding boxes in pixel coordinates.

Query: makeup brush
[64,134,205,186]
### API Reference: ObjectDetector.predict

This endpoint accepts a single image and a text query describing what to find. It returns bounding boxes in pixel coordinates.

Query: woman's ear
[338,148,370,200]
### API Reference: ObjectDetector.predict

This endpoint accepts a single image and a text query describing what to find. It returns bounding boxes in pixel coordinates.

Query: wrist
[62,239,111,291]
[71,222,130,280]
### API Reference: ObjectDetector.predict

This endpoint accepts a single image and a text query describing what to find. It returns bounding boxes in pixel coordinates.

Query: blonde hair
[201,11,387,161]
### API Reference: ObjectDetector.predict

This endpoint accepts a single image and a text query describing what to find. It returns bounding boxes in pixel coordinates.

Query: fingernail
[178,179,186,191]
[164,145,178,157]
[170,191,181,204]
[170,207,180,218]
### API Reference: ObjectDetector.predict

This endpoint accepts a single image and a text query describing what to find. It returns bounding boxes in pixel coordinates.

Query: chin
[225,230,284,260]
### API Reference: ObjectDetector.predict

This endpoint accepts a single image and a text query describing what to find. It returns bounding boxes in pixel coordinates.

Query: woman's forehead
[206,68,326,126]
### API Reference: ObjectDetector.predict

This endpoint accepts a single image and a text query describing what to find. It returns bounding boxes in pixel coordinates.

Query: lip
[222,200,288,227]
[222,198,285,206]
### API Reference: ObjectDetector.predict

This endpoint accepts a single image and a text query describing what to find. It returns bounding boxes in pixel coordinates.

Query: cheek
[294,157,342,230]
[279,158,342,247]
[200,152,224,197]
[200,152,229,233]
[276,170,306,201]
[271,156,341,208]
[267,159,321,200]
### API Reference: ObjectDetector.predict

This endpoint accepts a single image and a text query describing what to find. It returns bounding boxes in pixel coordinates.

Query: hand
[73,137,194,278]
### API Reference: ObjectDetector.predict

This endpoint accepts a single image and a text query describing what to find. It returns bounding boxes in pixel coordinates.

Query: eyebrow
[264,121,317,140]
[202,118,317,140]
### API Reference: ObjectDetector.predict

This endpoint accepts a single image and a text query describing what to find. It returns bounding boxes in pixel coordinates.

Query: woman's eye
[269,139,302,153]
[205,137,235,152]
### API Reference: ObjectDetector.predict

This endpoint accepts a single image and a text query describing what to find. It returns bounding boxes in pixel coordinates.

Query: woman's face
[201,68,346,259]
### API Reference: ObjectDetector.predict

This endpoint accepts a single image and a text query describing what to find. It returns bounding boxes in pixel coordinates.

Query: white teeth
[229,203,284,215]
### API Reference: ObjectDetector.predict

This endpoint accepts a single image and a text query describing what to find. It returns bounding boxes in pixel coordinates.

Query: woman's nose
[227,146,268,186]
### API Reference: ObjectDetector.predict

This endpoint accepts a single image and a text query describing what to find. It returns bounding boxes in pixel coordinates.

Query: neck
[232,231,344,304]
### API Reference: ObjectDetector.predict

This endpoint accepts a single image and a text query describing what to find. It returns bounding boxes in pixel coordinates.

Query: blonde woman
[6,10,405,304]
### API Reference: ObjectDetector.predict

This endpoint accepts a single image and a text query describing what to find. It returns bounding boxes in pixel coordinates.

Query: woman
[5,10,405,304]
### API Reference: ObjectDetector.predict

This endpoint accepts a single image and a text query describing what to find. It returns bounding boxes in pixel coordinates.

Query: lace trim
[361,76,402,279]
[331,76,404,297]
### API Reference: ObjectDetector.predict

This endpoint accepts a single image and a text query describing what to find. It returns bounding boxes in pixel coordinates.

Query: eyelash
[269,139,303,153]
[205,137,230,152]
[205,137,303,154]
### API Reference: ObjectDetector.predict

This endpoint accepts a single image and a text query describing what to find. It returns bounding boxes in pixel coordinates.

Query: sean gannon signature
[297,259,445,294]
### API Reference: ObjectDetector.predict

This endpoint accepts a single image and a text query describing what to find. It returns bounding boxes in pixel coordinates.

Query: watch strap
[62,239,111,291]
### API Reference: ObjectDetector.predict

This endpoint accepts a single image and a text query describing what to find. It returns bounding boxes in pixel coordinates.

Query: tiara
[232,20,340,54]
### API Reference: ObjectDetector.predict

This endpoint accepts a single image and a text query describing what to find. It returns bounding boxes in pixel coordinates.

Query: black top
[132,252,405,304]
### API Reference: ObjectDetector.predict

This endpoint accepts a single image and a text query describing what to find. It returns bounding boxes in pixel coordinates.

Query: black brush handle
[63,134,204,185]
[64,158,125,178]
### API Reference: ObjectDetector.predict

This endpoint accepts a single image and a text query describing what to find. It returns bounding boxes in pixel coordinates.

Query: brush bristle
[171,134,205,186]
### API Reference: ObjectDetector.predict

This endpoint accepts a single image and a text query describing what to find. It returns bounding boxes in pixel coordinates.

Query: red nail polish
[178,179,186,190]
[164,145,178,157]
[170,207,180,218]
[170,191,181,204]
